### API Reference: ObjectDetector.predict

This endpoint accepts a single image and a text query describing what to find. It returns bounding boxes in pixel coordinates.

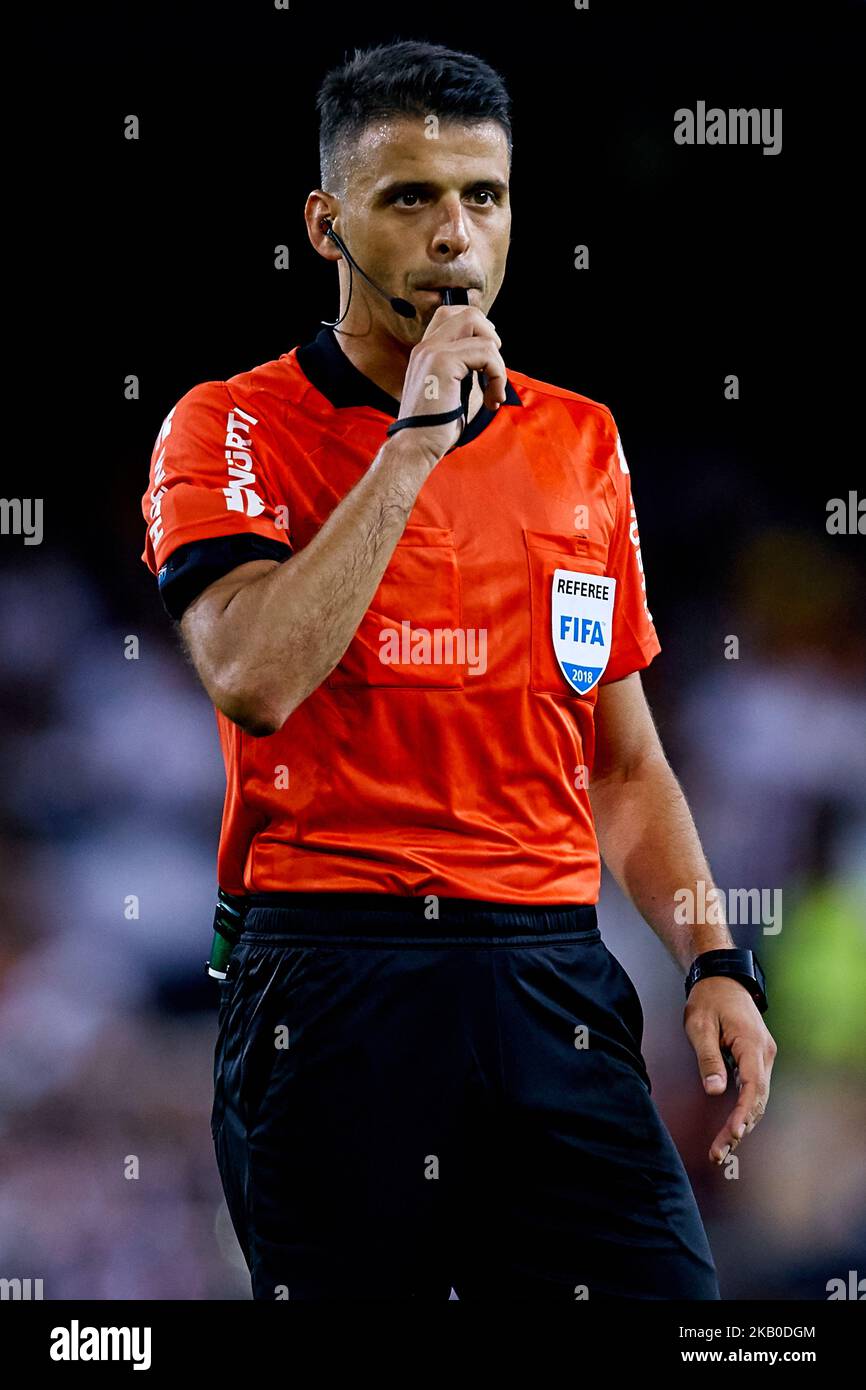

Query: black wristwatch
[685,948,768,1014]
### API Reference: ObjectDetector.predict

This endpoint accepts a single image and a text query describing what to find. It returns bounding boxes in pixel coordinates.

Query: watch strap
[685,948,768,1013]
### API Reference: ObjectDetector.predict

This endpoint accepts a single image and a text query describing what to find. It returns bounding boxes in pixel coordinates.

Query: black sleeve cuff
[157,533,291,620]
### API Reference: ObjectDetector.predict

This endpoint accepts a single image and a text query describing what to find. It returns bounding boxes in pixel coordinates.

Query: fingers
[685,1013,729,1096]
[426,306,504,390]
[436,336,508,409]
[708,1044,769,1165]
[699,1047,728,1096]
[687,987,777,1167]
[427,303,501,349]
[400,305,507,458]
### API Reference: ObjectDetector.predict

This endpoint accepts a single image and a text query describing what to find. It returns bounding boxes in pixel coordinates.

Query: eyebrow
[374,177,509,203]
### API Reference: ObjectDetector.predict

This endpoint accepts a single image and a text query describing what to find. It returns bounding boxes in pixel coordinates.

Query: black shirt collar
[295,325,522,450]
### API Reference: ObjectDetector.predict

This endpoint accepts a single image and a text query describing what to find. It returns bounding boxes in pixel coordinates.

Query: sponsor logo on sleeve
[223,406,265,516]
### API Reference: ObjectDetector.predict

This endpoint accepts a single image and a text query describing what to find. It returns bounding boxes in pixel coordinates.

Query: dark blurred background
[2,0,864,1299]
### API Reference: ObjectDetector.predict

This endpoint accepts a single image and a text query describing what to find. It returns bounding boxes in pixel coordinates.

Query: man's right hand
[395,303,507,466]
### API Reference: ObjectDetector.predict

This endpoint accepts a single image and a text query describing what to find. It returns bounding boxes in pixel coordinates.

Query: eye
[390,188,501,208]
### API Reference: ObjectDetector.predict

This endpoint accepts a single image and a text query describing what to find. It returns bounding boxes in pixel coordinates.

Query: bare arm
[179,432,436,736]
[177,302,506,737]
[588,671,777,1166]
[587,671,734,969]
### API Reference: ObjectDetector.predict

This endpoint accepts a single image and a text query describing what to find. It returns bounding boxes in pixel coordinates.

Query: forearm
[215,434,435,730]
[588,754,734,971]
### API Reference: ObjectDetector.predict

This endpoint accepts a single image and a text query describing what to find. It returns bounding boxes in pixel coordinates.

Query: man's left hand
[683,975,777,1165]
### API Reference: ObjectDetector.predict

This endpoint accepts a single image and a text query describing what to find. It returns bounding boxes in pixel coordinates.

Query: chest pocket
[523,528,613,699]
[326,523,465,690]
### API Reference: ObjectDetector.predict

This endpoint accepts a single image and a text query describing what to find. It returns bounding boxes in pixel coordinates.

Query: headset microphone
[320,220,476,445]
[320,220,416,325]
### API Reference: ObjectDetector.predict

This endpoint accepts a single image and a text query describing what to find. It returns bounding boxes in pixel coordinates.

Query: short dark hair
[316,40,512,196]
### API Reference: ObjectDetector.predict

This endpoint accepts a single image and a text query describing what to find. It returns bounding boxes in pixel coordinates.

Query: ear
[303,195,340,258]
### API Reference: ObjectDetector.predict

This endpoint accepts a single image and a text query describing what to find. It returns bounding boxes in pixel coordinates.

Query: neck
[331,324,487,423]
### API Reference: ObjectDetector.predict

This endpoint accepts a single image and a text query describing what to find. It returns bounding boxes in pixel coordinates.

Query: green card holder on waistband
[206,887,249,980]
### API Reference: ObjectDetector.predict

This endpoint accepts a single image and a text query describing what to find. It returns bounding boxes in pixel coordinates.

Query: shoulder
[505,364,612,416]
[224,349,307,415]
[506,365,622,461]
[164,350,302,421]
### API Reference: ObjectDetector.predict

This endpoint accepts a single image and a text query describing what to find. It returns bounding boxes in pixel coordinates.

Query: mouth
[414,285,475,299]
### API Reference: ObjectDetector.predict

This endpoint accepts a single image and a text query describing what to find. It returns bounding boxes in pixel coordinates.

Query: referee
[141,40,777,1300]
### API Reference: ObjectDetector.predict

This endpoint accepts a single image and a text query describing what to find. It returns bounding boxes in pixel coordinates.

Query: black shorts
[210,893,721,1301]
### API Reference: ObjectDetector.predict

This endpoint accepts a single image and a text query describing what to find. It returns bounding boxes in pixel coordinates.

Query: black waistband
[240,892,598,938]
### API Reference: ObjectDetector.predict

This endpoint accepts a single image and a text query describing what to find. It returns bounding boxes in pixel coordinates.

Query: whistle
[441,286,474,429]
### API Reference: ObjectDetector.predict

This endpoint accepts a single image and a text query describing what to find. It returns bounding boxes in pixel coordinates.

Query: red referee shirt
[141,326,661,902]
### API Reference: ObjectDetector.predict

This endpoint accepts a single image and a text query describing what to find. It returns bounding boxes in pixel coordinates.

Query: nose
[430,196,471,259]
